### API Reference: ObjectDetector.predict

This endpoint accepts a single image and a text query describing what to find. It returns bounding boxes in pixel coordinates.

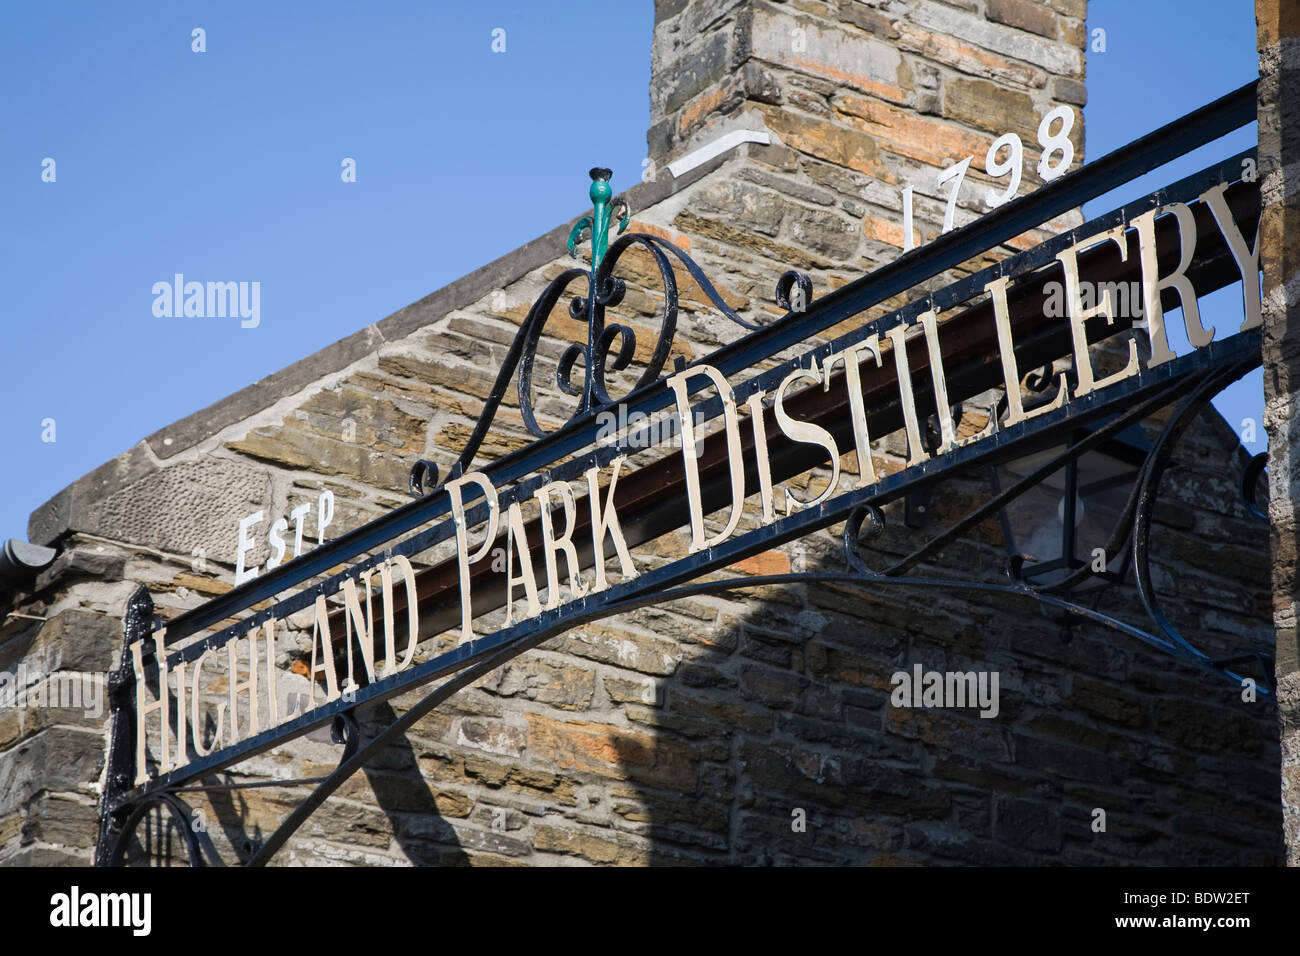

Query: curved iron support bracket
[330,709,361,763]
[1131,358,1262,666]
[776,270,814,314]
[1240,451,1269,520]
[106,790,224,867]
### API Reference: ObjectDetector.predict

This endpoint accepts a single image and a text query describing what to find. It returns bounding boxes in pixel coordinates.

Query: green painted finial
[567,167,630,270]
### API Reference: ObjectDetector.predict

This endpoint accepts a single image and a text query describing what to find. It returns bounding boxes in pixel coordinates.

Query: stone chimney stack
[648,0,1087,258]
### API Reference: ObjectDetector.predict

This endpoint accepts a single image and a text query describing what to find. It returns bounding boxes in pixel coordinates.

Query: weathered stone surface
[611,781,730,834]
[908,1,1082,75]
[554,624,680,677]
[2,846,90,866]
[21,793,103,848]
[604,674,659,705]
[1256,0,1300,864]
[751,5,909,103]
[836,0,900,39]
[1068,676,1146,730]
[674,209,830,271]
[1044,0,1085,16]
[1152,699,1262,755]
[652,29,731,118]
[525,714,699,791]
[993,796,1062,852]
[761,106,893,181]
[479,658,596,711]
[894,19,1046,90]
[944,77,1036,135]
[32,546,126,594]
[736,166,836,208]
[695,179,788,237]
[0,728,104,817]
[787,204,861,261]
[1053,75,1087,106]
[26,609,121,673]
[457,718,526,758]
[28,444,158,547]
[228,420,413,496]
[534,823,652,864]
[986,0,1059,40]
[834,92,990,167]
[69,456,273,561]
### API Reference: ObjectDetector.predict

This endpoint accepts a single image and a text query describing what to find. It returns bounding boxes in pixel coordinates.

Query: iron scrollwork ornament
[410,167,812,496]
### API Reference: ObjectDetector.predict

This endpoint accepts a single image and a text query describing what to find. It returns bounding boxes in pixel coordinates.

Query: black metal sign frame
[97,82,1265,866]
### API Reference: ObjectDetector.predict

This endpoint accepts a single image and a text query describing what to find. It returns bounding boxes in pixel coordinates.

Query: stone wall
[1256,0,1300,866]
[649,0,1086,270]
[0,0,1284,866]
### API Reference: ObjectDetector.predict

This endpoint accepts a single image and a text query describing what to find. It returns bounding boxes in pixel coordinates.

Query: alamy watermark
[50,886,151,935]
[890,664,999,718]
[594,404,707,457]
[152,274,260,328]
[0,664,105,719]
[1042,279,1144,322]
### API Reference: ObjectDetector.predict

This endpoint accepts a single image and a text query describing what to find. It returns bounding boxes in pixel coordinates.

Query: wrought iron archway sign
[98,82,1269,866]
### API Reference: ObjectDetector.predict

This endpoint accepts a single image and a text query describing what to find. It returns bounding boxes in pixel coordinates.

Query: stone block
[944,77,1037,135]
[986,0,1059,40]
[79,456,272,561]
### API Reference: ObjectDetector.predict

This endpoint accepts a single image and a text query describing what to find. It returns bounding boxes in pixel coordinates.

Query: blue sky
[0,0,1262,543]
[1081,0,1262,459]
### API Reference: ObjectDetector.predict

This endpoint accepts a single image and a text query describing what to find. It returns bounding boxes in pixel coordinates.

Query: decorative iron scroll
[408,167,811,496]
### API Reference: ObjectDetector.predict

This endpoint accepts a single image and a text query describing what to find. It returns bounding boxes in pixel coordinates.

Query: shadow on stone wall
[592,450,1283,866]
[356,702,469,865]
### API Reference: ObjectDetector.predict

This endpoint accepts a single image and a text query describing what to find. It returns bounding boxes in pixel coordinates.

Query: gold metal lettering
[822,339,883,486]
[775,360,841,513]
[503,500,542,625]
[1134,203,1211,366]
[535,481,587,608]
[666,364,747,553]
[130,629,170,784]
[585,457,636,591]
[1201,182,1261,331]
[446,471,501,644]
[1057,226,1140,398]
